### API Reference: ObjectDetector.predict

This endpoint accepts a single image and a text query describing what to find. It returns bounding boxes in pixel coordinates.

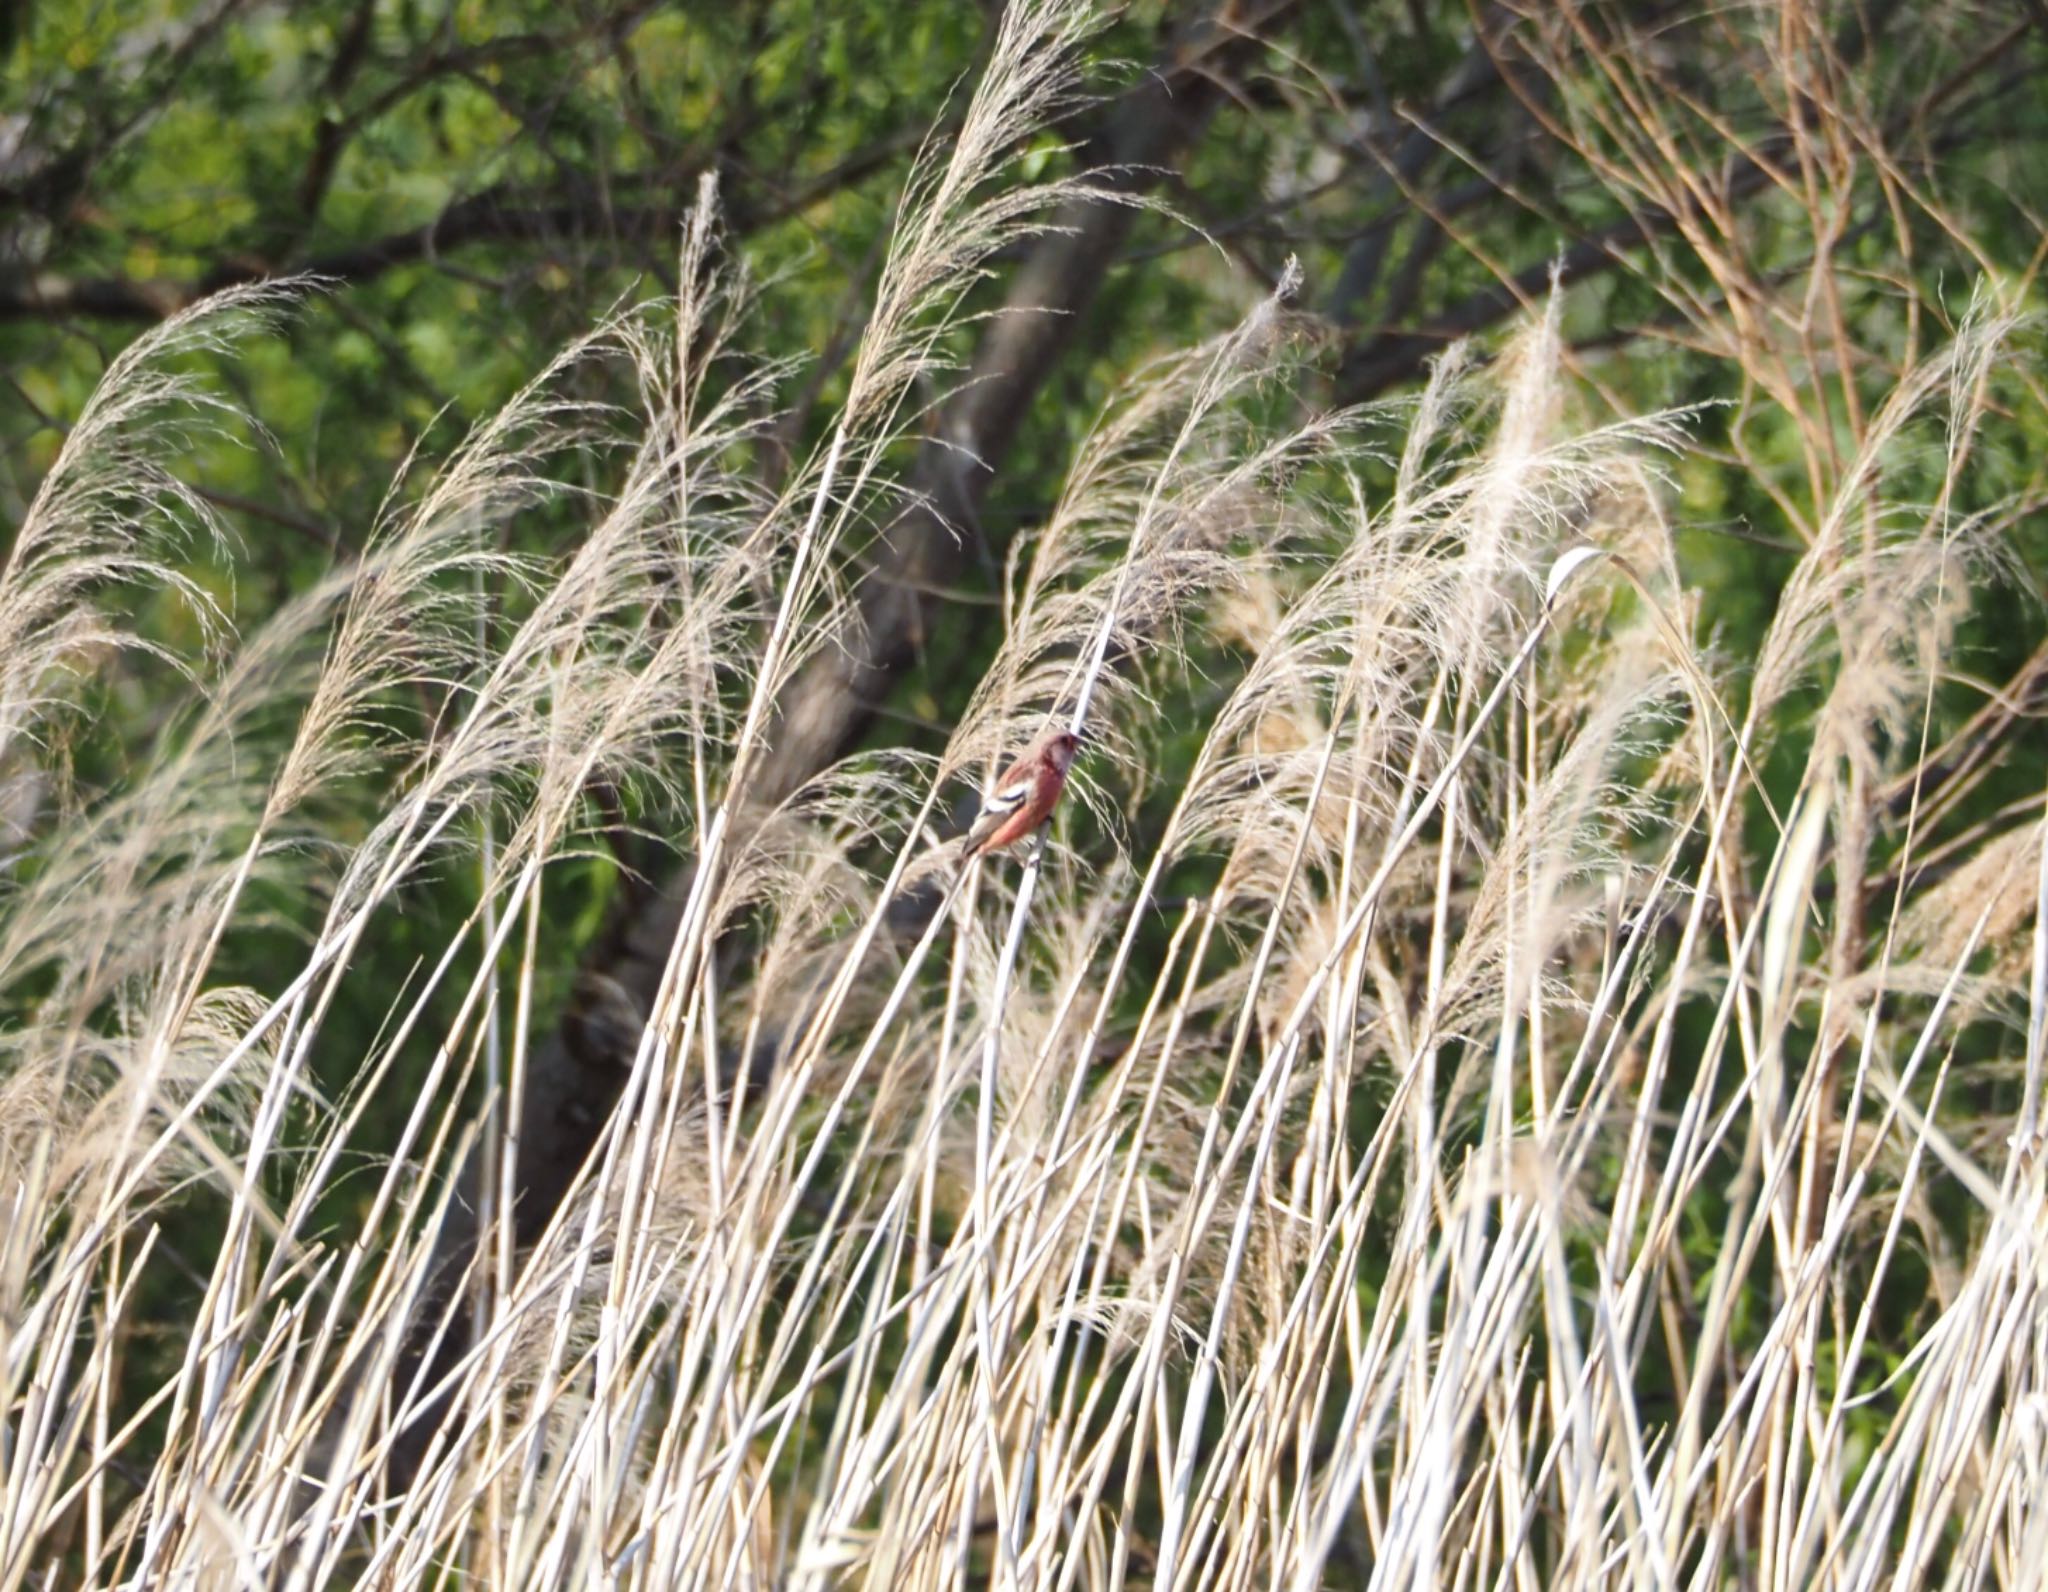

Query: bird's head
[1044,729,1082,773]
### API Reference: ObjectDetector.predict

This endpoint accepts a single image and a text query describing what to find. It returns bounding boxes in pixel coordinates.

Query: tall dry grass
[4,2,2045,1587]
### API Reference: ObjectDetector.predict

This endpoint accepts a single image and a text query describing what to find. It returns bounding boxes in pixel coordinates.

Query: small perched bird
[961,728,1081,861]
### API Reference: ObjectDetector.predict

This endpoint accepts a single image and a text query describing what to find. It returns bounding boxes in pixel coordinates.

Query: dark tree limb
[384,0,1300,1486]
[0,112,944,322]
[567,0,1306,1043]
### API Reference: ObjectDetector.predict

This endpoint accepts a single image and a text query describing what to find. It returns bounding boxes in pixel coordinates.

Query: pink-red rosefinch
[961,729,1081,860]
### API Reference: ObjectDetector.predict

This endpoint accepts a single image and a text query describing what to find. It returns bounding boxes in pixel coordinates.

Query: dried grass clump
[5,2,2047,1588]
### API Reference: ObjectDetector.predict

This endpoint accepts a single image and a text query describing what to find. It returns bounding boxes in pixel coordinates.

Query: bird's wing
[961,774,1033,856]
[981,775,1034,816]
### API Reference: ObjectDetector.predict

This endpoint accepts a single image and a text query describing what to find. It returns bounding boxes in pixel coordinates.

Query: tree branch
[2,110,928,323]
[384,0,1300,1486]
